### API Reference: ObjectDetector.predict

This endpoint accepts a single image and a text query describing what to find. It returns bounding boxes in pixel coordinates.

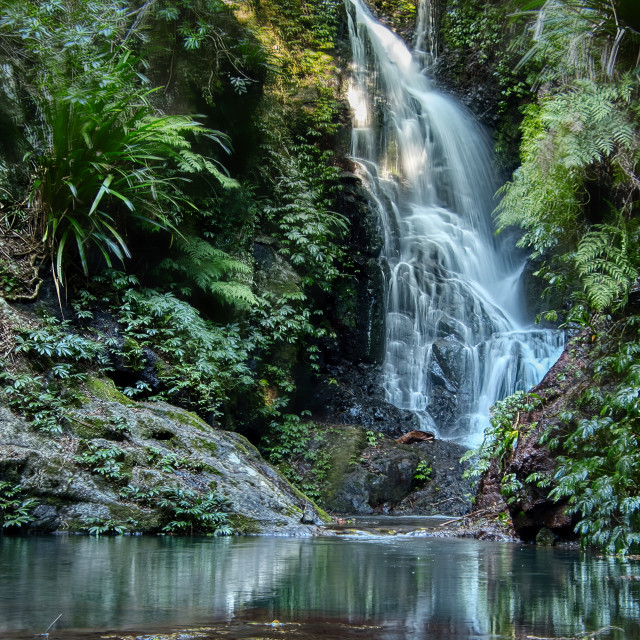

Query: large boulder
[474,341,592,543]
[305,423,472,516]
[0,377,329,536]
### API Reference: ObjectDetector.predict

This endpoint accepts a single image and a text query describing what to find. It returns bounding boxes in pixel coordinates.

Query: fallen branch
[439,507,493,527]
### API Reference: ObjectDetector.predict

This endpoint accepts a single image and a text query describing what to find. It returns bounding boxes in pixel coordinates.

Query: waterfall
[414,0,439,69]
[345,0,563,446]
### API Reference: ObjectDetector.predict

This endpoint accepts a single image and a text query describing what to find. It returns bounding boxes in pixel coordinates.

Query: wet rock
[0,379,328,536]
[394,439,473,517]
[309,362,420,437]
[300,504,323,525]
[474,339,593,543]
[324,173,386,365]
[311,424,472,517]
[536,526,557,546]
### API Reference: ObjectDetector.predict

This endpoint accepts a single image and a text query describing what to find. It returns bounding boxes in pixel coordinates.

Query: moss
[193,437,219,455]
[108,503,162,532]
[145,405,208,432]
[282,504,303,517]
[313,424,368,505]
[68,416,109,439]
[228,513,261,534]
[84,377,136,406]
[227,432,261,457]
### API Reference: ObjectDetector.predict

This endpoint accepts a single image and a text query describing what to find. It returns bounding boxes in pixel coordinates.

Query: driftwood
[395,430,435,445]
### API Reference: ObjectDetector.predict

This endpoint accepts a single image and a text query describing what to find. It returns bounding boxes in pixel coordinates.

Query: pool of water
[1,534,638,639]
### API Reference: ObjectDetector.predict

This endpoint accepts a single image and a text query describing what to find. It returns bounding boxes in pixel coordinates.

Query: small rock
[535,526,556,546]
[300,504,322,525]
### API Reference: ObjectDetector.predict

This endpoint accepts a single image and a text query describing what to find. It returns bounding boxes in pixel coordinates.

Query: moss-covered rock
[0,391,328,536]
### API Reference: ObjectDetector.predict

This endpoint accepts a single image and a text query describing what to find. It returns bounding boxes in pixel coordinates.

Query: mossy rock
[193,437,219,455]
[84,377,136,406]
[228,513,262,534]
[313,424,368,505]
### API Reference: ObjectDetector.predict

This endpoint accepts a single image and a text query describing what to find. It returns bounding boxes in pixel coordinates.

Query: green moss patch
[84,377,136,406]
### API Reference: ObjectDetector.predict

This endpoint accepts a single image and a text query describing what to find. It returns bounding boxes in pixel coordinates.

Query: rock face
[310,423,472,516]
[310,362,421,437]
[0,377,328,536]
[475,340,593,543]
[328,171,386,366]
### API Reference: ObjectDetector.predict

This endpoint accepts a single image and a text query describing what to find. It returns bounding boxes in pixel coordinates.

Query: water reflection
[0,536,638,639]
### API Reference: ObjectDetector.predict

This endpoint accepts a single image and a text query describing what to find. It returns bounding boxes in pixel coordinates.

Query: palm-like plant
[29,50,233,292]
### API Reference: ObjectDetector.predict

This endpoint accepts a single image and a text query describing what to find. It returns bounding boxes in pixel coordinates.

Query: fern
[158,235,256,308]
[575,219,639,312]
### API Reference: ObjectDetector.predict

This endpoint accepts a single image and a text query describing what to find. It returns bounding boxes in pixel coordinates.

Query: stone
[0,383,330,536]
[300,504,322,525]
[536,527,557,546]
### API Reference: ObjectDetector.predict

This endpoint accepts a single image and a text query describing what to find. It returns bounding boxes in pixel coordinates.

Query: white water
[345,0,563,446]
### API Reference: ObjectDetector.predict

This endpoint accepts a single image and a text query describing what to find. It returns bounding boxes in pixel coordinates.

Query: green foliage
[496,0,640,318]
[264,144,347,292]
[157,487,232,535]
[261,412,313,468]
[464,391,540,477]
[442,0,532,115]
[496,79,638,253]
[157,234,255,307]
[365,430,383,447]
[30,49,233,289]
[13,315,105,369]
[546,320,640,554]
[75,442,129,481]
[120,483,233,534]
[574,217,640,312]
[0,314,106,433]
[463,391,541,503]
[107,279,253,416]
[414,460,432,483]
[145,447,205,473]
[260,413,329,501]
[370,0,416,32]
[85,517,127,536]
[0,481,38,529]
[0,371,67,433]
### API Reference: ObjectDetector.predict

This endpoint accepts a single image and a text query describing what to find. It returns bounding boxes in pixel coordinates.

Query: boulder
[0,378,329,536]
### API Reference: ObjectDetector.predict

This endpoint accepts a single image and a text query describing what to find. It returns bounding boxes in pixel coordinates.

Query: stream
[1,532,638,640]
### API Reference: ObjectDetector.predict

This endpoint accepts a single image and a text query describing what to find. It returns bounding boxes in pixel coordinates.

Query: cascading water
[345,0,563,446]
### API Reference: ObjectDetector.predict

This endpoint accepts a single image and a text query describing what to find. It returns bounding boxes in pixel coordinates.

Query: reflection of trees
[0,537,638,638]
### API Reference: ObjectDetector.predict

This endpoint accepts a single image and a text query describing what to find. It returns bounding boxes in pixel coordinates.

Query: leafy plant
[158,486,232,535]
[114,285,254,415]
[365,430,383,448]
[75,442,129,482]
[157,234,256,308]
[463,391,541,480]
[1,372,68,434]
[85,517,126,536]
[545,320,640,554]
[414,461,432,484]
[264,145,347,292]
[0,481,38,529]
[29,48,234,292]
[574,217,639,312]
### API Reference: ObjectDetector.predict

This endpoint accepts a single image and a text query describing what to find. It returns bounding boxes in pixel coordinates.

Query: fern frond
[158,235,255,308]
[575,220,639,312]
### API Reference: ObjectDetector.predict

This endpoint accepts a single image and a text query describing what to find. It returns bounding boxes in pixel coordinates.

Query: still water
[0,534,638,639]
